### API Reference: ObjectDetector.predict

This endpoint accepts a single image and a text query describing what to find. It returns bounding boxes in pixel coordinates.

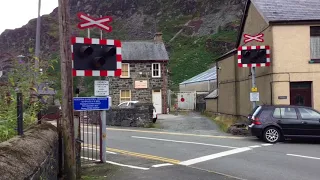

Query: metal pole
[251,67,257,109]
[100,15,103,39]
[35,0,41,70]
[100,110,107,163]
[17,92,23,136]
[87,14,90,38]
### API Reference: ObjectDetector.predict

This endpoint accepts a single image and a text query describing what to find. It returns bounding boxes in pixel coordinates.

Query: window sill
[120,77,131,79]
[309,59,320,64]
[152,76,162,78]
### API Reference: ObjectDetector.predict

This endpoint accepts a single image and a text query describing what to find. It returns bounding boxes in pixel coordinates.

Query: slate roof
[252,0,320,22]
[180,67,217,85]
[122,41,169,61]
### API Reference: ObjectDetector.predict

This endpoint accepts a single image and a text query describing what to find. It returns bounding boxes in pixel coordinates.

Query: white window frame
[120,63,130,78]
[152,63,161,78]
[120,90,131,103]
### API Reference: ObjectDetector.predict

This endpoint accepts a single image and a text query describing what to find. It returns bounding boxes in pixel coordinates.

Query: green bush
[0,55,55,142]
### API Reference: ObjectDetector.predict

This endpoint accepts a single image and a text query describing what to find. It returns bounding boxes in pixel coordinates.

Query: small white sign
[250,92,260,102]
[94,80,109,96]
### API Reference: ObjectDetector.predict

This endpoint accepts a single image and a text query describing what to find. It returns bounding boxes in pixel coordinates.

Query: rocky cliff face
[0,0,245,88]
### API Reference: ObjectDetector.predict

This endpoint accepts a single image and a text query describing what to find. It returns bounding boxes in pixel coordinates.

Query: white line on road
[249,145,261,148]
[152,163,173,168]
[106,160,150,170]
[82,147,117,154]
[261,144,273,146]
[131,136,238,149]
[81,156,150,170]
[287,154,320,160]
[179,147,252,166]
[81,156,100,162]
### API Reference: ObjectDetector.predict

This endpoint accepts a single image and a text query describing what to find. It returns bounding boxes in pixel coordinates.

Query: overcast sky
[0,0,58,34]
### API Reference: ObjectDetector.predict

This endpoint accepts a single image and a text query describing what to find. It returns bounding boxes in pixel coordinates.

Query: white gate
[177,91,196,110]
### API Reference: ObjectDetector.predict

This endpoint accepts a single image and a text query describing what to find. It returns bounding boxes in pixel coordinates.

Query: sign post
[251,67,257,109]
[93,80,109,163]
[75,11,119,164]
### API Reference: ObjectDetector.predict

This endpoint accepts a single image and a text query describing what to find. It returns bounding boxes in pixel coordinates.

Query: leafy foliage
[0,54,55,142]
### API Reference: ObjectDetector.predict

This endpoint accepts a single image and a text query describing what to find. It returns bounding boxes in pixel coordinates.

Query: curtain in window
[310,36,320,59]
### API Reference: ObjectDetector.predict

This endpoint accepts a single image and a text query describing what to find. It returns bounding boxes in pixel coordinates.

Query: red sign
[243,33,264,43]
[77,12,112,32]
[181,98,185,102]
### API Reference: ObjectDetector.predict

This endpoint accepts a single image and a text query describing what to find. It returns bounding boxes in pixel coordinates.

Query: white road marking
[106,160,150,170]
[81,156,100,162]
[287,154,320,160]
[179,147,252,166]
[82,147,117,154]
[131,136,238,149]
[249,145,261,148]
[261,144,273,146]
[152,163,173,168]
[81,157,150,170]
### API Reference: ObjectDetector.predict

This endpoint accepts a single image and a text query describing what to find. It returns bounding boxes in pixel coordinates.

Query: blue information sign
[73,97,110,111]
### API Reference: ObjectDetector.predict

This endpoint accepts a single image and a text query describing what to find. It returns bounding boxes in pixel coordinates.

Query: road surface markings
[106,160,149,170]
[106,128,245,139]
[249,145,261,148]
[152,163,173,168]
[82,146,117,154]
[179,147,252,166]
[287,154,320,160]
[132,136,238,149]
[261,143,273,146]
[81,156,100,162]
[107,148,181,164]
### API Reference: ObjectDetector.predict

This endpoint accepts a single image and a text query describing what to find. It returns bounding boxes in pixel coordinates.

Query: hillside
[0,0,245,91]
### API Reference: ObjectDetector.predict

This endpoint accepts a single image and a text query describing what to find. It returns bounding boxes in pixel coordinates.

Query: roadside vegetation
[0,53,56,142]
[202,111,240,132]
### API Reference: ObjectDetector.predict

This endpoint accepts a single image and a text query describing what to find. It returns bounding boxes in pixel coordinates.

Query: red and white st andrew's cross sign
[243,33,264,43]
[77,12,112,32]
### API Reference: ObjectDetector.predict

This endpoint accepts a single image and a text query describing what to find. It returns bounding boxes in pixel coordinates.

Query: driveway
[156,112,227,136]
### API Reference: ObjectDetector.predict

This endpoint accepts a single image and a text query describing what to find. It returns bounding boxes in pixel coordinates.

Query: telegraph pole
[58,0,76,179]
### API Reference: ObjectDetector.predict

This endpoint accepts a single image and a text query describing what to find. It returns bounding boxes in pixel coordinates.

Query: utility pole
[35,0,41,68]
[58,0,76,179]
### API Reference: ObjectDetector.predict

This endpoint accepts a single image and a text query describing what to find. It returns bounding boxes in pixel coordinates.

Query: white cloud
[0,0,58,34]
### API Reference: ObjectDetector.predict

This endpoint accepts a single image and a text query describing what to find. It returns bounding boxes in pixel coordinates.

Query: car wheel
[263,127,281,143]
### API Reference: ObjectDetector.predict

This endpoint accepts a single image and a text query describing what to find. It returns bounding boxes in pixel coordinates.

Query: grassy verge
[81,163,120,180]
[202,111,239,132]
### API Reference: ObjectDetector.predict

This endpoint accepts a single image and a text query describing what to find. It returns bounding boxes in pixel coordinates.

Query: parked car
[117,101,158,123]
[248,105,320,143]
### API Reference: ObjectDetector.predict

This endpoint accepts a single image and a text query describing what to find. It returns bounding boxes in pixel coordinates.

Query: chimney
[154,32,163,43]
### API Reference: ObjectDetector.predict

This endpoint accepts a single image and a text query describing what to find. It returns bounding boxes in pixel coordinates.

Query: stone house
[206,0,320,117]
[106,33,169,114]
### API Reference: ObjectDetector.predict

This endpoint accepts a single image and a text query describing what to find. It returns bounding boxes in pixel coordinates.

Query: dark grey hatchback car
[248,105,320,143]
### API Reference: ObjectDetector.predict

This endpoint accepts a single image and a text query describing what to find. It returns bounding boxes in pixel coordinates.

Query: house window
[121,63,130,78]
[152,63,161,77]
[120,90,131,103]
[310,26,320,60]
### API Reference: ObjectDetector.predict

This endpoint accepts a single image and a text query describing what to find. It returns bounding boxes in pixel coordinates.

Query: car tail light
[253,117,261,125]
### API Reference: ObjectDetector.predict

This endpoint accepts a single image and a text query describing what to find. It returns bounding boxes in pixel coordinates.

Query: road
[79,114,320,180]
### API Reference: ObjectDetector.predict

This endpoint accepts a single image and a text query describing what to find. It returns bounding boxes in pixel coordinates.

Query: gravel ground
[157,112,228,136]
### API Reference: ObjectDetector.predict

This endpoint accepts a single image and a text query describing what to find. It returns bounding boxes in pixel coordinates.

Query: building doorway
[290,82,312,107]
[152,89,162,114]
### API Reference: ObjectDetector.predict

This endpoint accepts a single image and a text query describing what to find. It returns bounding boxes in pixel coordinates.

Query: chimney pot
[154,32,163,43]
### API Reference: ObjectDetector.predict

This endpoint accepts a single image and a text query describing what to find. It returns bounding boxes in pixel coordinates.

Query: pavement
[73,112,320,180]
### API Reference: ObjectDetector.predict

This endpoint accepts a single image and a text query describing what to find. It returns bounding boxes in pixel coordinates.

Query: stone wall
[0,123,58,180]
[105,103,154,127]
[106,61,168,113]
